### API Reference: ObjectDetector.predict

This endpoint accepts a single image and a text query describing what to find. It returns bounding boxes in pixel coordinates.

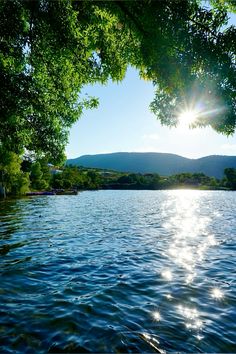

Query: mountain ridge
[66,152,236,178]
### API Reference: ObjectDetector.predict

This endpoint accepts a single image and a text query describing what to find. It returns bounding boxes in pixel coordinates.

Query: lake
[0,190,235,353]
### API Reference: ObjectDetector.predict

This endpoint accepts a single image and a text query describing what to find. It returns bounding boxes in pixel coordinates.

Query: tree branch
[114,1,148,37]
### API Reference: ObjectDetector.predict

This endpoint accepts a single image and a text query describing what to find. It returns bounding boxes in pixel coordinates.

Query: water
[0,190,235,353]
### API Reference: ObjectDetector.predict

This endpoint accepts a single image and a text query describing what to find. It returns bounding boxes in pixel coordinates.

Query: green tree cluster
[0,149,30,196]
[224,167,236,189]
[30,161,49,190]
[0,0,236,165]
[21,157,52,191]
[51,167,101,190]
[116,173,161,189]
[52,166,84,189]
[0,155,53,197]
[103,170,223,190]
[2,161,236,197]
[163,172,219,189]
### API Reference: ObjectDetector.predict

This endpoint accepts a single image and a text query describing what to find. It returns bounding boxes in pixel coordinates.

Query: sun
[178,109,197,128]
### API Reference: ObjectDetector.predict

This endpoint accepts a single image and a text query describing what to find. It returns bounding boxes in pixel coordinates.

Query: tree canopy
[0,0,236,163]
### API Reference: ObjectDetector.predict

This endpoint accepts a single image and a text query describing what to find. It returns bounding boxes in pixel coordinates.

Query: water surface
[0,190,235,353]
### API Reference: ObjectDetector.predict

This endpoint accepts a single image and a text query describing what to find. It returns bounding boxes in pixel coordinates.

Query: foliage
[2,160,236,196]
[0,0,135,163]
[0,149,30,195]
[10,172,30,196]
[52,166,87,190]
[148,1,236,134]
[38,158,52,186]
[224,167,236,189]
[49,167,235,191]
[30,161,49,190]
[86,170,101,189]
[162,172,219,189]
[116,173,161,189]
[0,0,236,164]
[210,0,236,13]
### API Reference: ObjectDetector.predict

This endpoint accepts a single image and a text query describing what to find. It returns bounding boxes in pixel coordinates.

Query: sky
[66,15,236,160]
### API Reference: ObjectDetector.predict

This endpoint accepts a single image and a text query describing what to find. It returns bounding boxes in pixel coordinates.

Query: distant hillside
[66,152,236,178]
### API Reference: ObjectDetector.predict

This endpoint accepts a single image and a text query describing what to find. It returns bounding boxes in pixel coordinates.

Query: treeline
[101,170,236,190]
[1,154,236,198]
[0,153,103,197]
[49,166,236,191]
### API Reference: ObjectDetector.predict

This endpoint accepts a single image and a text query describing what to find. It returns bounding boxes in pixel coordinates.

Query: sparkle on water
[211,288,224,299]
[165,294,173,300]
[178,305,199,320]
[153,311,161,322]
[161,269,173,281]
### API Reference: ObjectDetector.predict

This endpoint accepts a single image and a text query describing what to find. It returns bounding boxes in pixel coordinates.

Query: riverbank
[1,165,235,198]
[0,185,233,200]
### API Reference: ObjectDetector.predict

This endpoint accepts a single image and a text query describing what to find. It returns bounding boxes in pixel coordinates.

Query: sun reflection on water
[178,305,203,330]
[162,192,218,285]
[211,288,224,300]
[165,294,173,300]
[161,269,173,281]
[196,334,204,341]
[178,305,199,320]
[140,332,166,354]
[153,311,161,322]
[159,191,224,341]
[185,272,196,284]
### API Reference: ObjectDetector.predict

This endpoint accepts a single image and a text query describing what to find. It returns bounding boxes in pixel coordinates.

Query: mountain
[66,152,236,178]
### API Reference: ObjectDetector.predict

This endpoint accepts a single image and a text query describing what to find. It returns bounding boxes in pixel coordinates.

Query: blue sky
[66,15,236,160]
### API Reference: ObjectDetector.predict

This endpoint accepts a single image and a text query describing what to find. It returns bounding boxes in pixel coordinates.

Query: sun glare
[178,109,197,128]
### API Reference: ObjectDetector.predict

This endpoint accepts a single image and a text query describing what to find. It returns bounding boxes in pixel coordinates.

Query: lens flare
[178,109,197,127]
[177,99,225,129]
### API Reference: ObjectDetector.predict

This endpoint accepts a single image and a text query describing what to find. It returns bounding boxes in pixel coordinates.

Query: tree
[86,170,101,189]
[117,174,135,185]
[0,0,236,163]
[224,167,236,189]
[30,161,48,190]
[0,149,30,196]
[51,166,88,190]
[150,174,161,189]
[38,158,52,187]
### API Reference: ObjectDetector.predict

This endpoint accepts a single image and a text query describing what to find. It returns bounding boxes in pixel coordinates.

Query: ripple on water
[0,190,235,353]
